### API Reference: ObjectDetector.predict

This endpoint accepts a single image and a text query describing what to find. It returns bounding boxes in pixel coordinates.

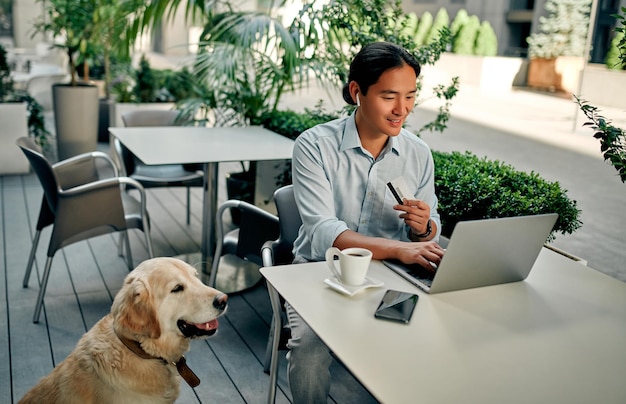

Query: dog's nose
[213,293,228,310]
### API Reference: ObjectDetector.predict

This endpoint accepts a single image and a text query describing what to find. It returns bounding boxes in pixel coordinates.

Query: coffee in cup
[325,247,373,286]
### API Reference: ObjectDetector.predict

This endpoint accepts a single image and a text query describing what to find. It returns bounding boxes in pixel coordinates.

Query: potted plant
[33,0,100,160]
[526,0,592,93]
[78,0,141,141]
[0,43,50,173]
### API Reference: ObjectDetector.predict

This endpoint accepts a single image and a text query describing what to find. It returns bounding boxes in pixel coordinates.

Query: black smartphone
[374,289,419,324]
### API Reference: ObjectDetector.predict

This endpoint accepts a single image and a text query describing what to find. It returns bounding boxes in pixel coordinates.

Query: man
[288,42,445,402]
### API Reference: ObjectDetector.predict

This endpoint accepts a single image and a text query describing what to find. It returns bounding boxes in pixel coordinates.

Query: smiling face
[353,63,417,141]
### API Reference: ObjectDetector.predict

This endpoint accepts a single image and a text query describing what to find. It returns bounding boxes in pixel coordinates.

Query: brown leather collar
[115,330,200,387]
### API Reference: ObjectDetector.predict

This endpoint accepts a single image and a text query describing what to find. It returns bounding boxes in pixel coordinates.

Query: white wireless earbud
[356,93,361,107]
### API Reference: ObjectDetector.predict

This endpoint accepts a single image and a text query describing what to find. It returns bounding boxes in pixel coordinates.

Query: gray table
[262,249,626,403]
[109,126,295,280]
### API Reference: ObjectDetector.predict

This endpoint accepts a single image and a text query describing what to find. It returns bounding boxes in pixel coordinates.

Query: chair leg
[117,233,125,257]
[123,230,133,270]
[267,283,283,404]
[33,256,54,323]
[186,186,191,225]
[23,230,42,288]
[143,219,154,259]
[263,316,276,373]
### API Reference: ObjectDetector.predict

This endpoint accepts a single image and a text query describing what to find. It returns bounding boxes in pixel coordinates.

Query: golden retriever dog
[19,257,228,404]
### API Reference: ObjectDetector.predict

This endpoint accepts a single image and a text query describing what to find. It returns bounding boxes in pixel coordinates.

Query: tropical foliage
[128,0,458,134]
[33,0,96,85]
[111,55,201,103]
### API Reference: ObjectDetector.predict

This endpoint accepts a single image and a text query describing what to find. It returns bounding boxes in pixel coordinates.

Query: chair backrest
[235,202,280,266]
[121,109,182,127]
[270,185,302,265]
[16,137,59,212]
[117,109,184,175]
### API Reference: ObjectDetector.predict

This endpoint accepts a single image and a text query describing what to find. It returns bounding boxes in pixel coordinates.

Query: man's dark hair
[342,42,421,105]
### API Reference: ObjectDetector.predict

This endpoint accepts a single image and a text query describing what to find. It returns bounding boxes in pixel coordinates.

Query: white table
[109,126,295,274]
[261,248,626,404]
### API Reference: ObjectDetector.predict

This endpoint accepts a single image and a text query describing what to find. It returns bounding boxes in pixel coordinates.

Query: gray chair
[17,137,154,323]
[112,109,204,224]
[208,199,280,291]
[260,185,302,404]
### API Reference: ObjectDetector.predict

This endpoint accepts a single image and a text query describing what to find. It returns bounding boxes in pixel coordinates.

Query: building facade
[2,0,625,63]
[401,0,626,62]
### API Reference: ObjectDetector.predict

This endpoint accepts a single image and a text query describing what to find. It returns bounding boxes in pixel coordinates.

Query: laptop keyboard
[386,260,435,287]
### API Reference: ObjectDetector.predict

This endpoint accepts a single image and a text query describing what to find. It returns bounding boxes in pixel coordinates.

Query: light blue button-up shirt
[292,112,441,261]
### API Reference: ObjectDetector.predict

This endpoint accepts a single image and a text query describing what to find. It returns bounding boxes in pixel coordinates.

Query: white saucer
[323,276,384,297]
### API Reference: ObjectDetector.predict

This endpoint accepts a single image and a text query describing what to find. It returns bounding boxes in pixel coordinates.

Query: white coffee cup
[325,247,373,286]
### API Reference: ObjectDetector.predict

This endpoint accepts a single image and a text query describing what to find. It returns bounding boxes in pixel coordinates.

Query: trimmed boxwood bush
[255,107,338,141]
[433,151,581,241]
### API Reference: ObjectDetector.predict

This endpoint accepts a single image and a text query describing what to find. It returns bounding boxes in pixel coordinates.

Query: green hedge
[433,151,581,241]
[255,108,338,141]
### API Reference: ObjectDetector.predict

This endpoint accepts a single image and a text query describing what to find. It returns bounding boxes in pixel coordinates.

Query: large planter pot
[527,57,584,94]
[0,102,30,174]
[53,83,99,160]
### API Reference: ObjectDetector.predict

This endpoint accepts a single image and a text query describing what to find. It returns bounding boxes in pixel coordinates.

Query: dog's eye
[171,284,184,293]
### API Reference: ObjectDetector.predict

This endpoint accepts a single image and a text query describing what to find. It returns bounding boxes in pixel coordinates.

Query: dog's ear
[112,276,161,339]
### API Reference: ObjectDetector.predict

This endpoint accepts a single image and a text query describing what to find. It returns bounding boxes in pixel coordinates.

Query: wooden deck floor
[0,163,377,404]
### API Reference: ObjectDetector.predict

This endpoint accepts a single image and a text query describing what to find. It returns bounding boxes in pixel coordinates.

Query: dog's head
[111,257,228,347]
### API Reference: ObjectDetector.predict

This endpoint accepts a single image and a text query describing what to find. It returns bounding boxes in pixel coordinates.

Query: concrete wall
[430,52,528,92]
[580,64,626,109]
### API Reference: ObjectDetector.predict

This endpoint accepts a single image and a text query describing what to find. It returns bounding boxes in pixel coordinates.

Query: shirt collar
[340,111,401,156]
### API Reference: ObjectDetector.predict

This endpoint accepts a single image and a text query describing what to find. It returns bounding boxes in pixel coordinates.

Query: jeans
[285,301,333,403]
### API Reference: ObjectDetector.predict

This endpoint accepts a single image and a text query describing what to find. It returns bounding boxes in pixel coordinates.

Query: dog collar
[115,330,200,388]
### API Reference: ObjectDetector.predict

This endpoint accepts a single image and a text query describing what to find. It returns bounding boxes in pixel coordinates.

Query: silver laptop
[383,213,559,294]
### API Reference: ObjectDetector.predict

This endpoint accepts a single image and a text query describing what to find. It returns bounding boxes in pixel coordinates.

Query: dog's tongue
[194,319,218,331]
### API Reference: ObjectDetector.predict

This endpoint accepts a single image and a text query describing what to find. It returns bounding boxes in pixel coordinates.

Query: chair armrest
[53,151,119,190]
[261,240,275,268]
[53,151,119,175]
